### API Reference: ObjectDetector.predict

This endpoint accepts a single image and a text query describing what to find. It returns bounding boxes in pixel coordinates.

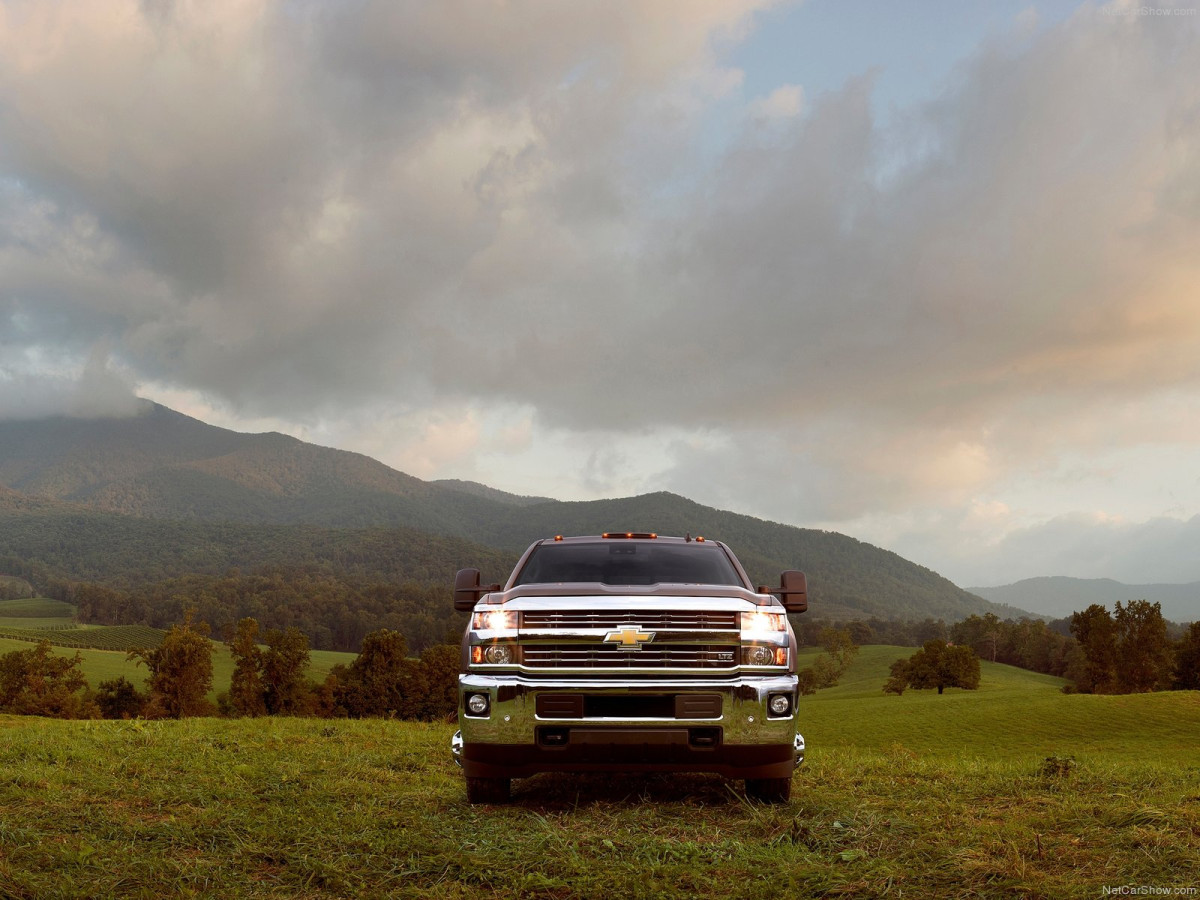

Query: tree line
[942,604,1198,694]
[0,616,462,722]
[1068,601,1199,693]
[58,569,464,654]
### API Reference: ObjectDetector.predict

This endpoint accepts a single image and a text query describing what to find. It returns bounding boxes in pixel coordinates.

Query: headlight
[743,645,777,666]
[740,611,786,633]
[742,645,787,667]
[483,644,514,665]
[769,694,792,716]
[472,609,517,632]
[467,694,490,715]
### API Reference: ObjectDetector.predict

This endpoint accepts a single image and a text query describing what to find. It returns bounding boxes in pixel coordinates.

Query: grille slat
[521,610,737,630]
[523,644,736,670]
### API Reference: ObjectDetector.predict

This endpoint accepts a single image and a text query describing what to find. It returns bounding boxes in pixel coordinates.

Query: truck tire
[466,776,511,805]
[745,777,791,803]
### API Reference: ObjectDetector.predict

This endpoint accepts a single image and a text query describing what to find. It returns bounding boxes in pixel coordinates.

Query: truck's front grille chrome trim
[521,611,738,630]
[522,644,737,669]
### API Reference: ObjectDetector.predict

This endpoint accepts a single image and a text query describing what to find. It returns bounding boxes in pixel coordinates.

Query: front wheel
[466,776,511,805]
[745,777,791,803]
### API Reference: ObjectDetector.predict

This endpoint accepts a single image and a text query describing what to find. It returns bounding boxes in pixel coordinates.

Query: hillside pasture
[0,624,166,650]
[800,645,1200,762]
[0,647,1197,898]
[0,596,79,630]
[0,597,76,618]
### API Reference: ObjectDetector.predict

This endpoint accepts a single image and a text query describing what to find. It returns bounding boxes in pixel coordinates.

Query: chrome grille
[522,644,737,669]
[521,610,737,630]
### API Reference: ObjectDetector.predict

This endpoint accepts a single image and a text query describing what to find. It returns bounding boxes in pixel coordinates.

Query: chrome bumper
[453,673,803,778]
[452,727,803,769]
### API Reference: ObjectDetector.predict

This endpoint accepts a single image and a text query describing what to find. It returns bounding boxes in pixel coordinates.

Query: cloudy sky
[3,0,1200,587]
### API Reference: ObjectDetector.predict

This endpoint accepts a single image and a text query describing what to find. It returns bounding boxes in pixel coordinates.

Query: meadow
[1,645,1198,899]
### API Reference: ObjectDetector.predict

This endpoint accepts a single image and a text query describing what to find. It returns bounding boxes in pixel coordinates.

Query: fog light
[743,646,775,666]
[467,694,490,715]
[483,644,514,665]
[769,694,791,716]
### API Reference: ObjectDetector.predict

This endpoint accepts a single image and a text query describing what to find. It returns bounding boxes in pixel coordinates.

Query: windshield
[513,541,744,587]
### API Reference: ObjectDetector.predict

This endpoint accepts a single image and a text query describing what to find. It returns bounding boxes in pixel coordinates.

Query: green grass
[1,648,1197,898]
[0,624,166,650]
[0,618,80,629]
[801,645,1200,762]
[0,596,79,630]
[0,596,77,618]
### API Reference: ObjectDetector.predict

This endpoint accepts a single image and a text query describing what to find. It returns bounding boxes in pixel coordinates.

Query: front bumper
[453,673,804,780]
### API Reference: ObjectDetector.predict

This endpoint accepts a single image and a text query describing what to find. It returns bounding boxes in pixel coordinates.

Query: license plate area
[536,726,723,750]
[535,693,722,720]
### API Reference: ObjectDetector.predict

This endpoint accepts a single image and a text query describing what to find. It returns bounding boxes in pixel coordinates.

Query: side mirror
[453,568,499,612]
[779,570,808,613]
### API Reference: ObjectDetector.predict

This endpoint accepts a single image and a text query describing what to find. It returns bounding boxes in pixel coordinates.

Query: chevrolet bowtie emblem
[603,626,655,649]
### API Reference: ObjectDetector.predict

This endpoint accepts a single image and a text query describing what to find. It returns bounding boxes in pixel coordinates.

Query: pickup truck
[450,532,809,803]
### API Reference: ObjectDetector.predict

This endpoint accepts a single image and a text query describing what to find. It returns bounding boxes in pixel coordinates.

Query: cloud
[1,1,1200,582]
[959,513,1200,586]
[0,0,770,414]
[749,83,804,121]
[0,344,143,420]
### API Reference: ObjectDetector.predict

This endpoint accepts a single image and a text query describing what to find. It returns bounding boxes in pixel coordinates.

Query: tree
[883,658,910,695]
[796,626,860,691]
[336,629,409,717]
[262,626,311,715]
[888,640,980,695]
[1069,605,1119,693]
[1174,622,1200,691]
[96,676,146,719]
[1114,600,1173,693]
[819,626,859,672]
[131,613,216,718]
[401,644,459,721]
[0,640,95,717]
[952,613,1003,663]
[227,617,266,717]
[846,620,874,645]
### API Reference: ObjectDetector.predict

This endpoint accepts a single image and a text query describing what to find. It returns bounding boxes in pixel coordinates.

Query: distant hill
[0,404,1030,622]
[968,576,1200,623]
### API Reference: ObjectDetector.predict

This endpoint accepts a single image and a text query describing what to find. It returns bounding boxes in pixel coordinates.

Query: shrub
[0,640,96,718]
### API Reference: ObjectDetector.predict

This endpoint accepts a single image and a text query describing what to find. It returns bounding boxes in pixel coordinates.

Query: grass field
[0,596,81,630]
[1,647,1198,898]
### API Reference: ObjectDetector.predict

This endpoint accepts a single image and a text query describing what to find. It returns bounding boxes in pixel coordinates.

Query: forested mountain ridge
[0,404,1031,622]
[970,577,1199,623]
[0,403,511,531]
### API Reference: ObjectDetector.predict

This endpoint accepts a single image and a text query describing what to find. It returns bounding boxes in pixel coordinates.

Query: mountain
[432,479,553,507]
[0,404,1028,622]
[968,576,1200,623]
[0,402,507,532]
